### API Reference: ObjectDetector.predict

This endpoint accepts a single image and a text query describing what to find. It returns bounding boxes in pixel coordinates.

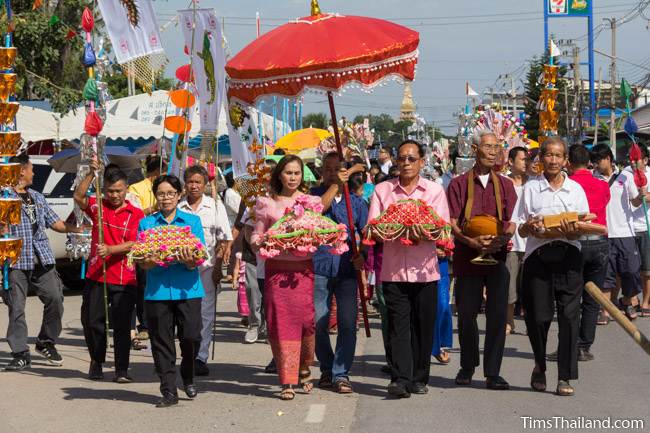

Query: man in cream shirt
[179,165,232,376]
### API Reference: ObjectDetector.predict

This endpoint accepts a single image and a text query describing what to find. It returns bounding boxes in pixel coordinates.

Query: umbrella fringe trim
[228,73,416,106]
[227,49,418,87]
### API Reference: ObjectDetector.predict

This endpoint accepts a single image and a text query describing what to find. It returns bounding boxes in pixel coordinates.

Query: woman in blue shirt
[137,175,205,408]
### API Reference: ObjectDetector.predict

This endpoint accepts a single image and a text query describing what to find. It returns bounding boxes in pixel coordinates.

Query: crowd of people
[1,132,649,407]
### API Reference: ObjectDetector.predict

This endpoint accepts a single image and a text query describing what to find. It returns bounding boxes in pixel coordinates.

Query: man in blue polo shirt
[311,152,368,394]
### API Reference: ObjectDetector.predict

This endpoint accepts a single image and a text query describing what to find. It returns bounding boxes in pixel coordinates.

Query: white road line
[304,404,326,424]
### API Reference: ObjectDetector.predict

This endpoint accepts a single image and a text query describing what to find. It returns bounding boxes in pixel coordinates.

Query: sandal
[596,311,610,325]
[556,380,574,396]
[334,378,354,394]
[433,350,450,364]
[318,372,333,388]
[623,304,638,321]
[299,370,313,393]
[131,338,147,351]
[640,307,650,317]
[530,368,546,392]
[280,385,295,400]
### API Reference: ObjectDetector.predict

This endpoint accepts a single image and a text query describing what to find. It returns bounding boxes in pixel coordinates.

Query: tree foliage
[3,1,88,114]
[301,112,328,129]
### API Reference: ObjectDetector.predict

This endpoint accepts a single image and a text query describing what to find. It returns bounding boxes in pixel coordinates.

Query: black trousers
[145,298,202,395]
[383,281,437,386]
[455,263,509,377]
[522,243,583,381]
[81,281,135,372]
[578,239,609,350]
[131,267,147,332]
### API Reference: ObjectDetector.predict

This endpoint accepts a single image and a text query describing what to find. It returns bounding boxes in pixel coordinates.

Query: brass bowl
[0,162,21,187]
[0,47,17,70]
[463,214,503,238]
[0,102,19,125]
[0,131,21,156]
[0,198,21,225]
[0,237,23,266]
[0,73,16,102]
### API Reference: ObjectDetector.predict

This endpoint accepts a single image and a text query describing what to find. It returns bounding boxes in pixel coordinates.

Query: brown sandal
[434,350,450,364]
[131,338,147,351]
[280,385,295,400]
[334,378,353,394]
[299,370,313,393]
[556,380,574,396]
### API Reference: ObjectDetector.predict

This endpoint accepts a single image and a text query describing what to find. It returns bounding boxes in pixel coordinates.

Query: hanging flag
[178,8,227,135]
[466,82,479,97]
[549,39,562,58]
[97,0,167,91]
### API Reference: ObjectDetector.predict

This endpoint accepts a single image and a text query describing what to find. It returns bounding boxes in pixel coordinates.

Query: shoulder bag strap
[491,171,503,221]
[608,172,620,188]
[464,168,475,222]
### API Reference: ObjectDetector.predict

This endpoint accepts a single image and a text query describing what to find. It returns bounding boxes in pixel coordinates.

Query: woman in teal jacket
[137,174,205,408]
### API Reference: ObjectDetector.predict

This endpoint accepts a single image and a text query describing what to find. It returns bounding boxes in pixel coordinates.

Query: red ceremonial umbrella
[226,0,420,337]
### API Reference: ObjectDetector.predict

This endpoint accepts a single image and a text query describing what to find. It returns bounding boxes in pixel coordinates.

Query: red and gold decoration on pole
[1,0,22,289]
[538,62,560,143]
[225,0,421,337]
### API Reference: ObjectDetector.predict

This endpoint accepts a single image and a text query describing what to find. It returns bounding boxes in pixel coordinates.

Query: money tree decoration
[255,195,349,259]
[128,225,208,268]
[362,199,454,254]
[0,0,22,290]
[621,78,650,238]
[538,42,560,145]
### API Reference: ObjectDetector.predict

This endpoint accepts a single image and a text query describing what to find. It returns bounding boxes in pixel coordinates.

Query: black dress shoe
[486,376,510,390]
[88,361,103,380]
[577,348,594,362]
[455,368,474,386]
[409,382,428,394]
[156,393,179,408]
[380,364,392,375]
[194,359,209,376]
[113,373,134,384]
[387,381,411,398]
[264,359,277,374]
[184,383,198,399]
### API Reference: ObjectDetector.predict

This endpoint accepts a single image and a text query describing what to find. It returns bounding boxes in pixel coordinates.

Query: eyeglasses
[480,144,502,152]
[156,191,178,199]
[397,155,420,163]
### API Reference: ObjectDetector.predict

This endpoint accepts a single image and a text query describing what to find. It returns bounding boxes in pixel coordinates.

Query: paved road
[1,288,648,433]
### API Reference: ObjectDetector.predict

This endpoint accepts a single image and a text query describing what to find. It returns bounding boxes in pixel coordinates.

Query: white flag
[178,9,227,135]
[466,82,479,97]
[550,39,561,57]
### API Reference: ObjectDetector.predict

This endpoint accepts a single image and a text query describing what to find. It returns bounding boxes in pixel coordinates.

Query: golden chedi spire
[400,81,416,121]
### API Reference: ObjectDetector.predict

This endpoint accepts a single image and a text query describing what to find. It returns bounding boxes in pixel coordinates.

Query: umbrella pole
[327,91,371,338]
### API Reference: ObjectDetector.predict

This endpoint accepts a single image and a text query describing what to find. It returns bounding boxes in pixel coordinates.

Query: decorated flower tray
[257,196,349,259]
[363,199,454,253]
[128,225,208,268]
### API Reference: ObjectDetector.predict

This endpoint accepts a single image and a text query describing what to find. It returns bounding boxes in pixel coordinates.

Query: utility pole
[604,17,617,156]
[594,68,603,145]
[572,46,583,144]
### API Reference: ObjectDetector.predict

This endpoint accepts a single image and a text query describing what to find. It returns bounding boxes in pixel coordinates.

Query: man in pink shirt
[368,140,450,398]
[567,145,610,362]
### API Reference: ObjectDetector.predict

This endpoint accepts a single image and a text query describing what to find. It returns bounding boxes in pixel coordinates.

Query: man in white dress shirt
[590,144,644,320]
[519,137,589,397]
[179,165,233,376]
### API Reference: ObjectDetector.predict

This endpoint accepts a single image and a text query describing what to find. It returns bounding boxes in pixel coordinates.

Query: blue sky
[155,0,650,133]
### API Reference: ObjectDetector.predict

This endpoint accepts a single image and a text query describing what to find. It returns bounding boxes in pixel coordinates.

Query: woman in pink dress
[251,155,322,400]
